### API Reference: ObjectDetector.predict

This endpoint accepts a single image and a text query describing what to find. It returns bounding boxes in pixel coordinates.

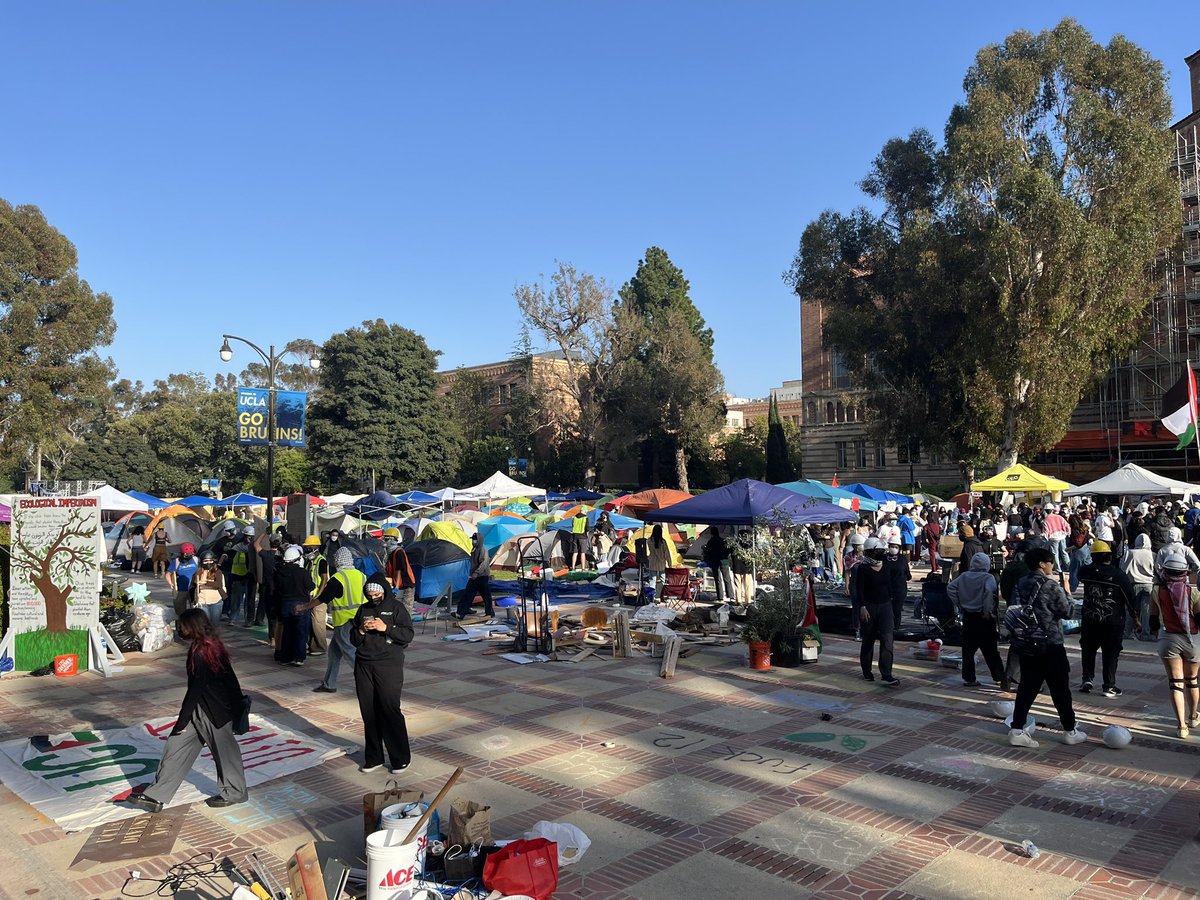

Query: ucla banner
[274,390,307,447]
[237,389,308,447]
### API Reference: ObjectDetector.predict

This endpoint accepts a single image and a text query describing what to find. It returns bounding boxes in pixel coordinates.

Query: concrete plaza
[1,579,1198,900]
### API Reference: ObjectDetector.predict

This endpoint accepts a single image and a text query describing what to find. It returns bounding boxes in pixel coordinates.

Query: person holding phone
[351,573,415,774]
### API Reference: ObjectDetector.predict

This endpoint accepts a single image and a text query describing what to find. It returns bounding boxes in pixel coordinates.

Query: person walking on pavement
[922,516,942,576]
[303,535,330,655]
[151,524,171,579]
[252,533,279,633]
[1122,533,1157,640]
[948,552,1008,689]
[352,573,416,773]
[456,531,494,619]
[312,548,365,693]
[1007,548,1088,748]
[1078,540,1139,697]
[190,551,228,628]
[852,537,905,686]
[126,609,247,813]
[275,545,316,666]
[1151,553,1200,738]
[167,543,200,622]
[225,526,256,625]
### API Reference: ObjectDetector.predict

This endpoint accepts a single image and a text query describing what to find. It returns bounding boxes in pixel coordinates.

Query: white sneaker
[1063,728,1088,745]
[1009,729,1039,748]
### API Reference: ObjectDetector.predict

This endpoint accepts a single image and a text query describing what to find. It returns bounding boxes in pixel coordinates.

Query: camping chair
[660,567,699,612]
[918,576,957,642]
[419,583,456,636]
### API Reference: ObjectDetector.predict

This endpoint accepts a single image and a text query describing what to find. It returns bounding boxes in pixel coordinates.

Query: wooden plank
[287,841,328,900]
[659,635,682,678]
[613,611,632,659]
[630,629,666,644]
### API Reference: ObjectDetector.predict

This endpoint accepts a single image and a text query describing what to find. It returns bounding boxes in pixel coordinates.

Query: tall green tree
[614,248,724,490]
[787,19,1178,473]
[0,200,116,483]
[765,396,796,483]
[308,320,460,490]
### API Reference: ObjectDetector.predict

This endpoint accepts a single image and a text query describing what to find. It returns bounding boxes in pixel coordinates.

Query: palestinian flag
[1162,365,1198,449]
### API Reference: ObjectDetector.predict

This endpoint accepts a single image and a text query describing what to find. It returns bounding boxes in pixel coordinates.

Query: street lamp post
[219,335,320,529]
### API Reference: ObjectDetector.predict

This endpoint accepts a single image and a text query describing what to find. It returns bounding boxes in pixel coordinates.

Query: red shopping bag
[482,837,559,900]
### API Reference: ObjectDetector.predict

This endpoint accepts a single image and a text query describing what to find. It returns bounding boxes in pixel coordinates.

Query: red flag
[831,473,839,487]
[802,580,818,628]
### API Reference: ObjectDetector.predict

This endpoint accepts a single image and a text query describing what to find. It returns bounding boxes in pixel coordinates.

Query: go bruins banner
[237,388,307,447]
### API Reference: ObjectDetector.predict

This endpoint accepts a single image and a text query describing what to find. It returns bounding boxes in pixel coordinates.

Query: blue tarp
[548,510,642,532]
[544,491,570,502]
[393,490,441,506]
[642,479,857,526]
[777,479,879,512]
[345,490,405,521]
[175,495,219,508]
[842,483,916,505]
[565,489,604,501]
[127,491,171,509]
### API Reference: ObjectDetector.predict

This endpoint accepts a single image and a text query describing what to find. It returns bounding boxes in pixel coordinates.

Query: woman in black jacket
[128,609,247,812]
[351,573,416,774]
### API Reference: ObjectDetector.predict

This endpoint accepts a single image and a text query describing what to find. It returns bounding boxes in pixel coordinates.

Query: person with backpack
[151,525,171,578]
[1005,547,1087,748]
[1077,540,1139,697]
[948,552,1007,690]
[1151,553,1200,738]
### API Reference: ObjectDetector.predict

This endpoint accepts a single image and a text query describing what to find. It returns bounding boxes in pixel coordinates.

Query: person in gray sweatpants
[127,610,247,813]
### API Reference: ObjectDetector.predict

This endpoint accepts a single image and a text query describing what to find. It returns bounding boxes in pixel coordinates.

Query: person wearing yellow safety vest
[303,535,330,656]
[312,548,366,694]
[570,510,589,571]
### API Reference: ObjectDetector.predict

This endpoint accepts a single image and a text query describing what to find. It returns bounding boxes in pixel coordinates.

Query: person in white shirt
[1093,508,1114,543]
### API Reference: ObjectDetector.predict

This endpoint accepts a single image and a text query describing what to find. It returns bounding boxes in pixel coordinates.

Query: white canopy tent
[86,484,151,512]
[459,471,546,501]
[323,493,363,506]
[1063,463,1200,498]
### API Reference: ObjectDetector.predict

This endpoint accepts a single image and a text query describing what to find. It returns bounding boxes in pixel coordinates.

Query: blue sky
[2,2,1194,397]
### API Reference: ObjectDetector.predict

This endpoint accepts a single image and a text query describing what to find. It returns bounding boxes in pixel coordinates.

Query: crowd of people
[831,497,1200,745]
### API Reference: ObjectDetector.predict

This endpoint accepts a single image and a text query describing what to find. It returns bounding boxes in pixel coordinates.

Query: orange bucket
[53,654,79,677]
[748,640,772,670]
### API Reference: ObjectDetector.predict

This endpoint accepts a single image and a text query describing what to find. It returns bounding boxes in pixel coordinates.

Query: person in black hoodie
[275,545,317,666]
[1077,540,1138,696]
[957,524,985,577]
[852,537,906,686]
[127,610,247,812]
[351,573,416,774]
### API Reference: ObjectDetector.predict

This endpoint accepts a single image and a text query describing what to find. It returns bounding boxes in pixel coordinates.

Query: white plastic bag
[524,820,591,867]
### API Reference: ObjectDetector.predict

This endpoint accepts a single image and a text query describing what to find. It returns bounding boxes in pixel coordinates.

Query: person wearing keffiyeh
[312,547,366,694]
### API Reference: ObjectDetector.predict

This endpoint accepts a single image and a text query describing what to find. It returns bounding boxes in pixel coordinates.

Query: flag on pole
[1161,365,1198,449]
[831,473,839,487]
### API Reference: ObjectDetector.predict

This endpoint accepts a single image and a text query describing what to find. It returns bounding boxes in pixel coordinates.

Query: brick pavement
[1,587,1198,900]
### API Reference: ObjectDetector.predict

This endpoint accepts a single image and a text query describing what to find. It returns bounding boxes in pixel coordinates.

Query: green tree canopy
[765,395,796,483]
[0,199,116,483]
[787,19,1178,472]
[307,319,460,490]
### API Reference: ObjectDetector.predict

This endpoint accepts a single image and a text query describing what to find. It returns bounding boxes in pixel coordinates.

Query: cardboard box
[524,609,560,637]
[800,639,820,663]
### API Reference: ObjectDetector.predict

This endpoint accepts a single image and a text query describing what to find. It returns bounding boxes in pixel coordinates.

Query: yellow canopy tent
[971,464,1071,494]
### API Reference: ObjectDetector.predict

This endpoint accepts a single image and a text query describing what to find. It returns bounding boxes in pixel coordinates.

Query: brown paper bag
[448,798,492,847]
[363,783,423,841]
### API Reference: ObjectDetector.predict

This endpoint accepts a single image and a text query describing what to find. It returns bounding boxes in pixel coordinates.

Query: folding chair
[660,567,699,612]
[419,582,455,636]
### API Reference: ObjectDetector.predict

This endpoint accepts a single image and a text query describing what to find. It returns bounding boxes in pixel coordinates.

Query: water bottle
[1021,840,1040,859]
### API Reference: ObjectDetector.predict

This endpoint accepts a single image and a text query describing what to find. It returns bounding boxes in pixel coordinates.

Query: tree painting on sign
[9,497,102,670]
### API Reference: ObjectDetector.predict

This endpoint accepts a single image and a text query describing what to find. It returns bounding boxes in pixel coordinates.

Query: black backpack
[1003,578,1052,656]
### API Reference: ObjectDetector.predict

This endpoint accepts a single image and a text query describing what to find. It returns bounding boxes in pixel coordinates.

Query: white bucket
[366,828,422,900]
[380,802,429,868]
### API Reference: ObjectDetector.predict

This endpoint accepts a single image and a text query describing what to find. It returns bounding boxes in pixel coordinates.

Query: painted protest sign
[0,715,349,832]
[8,496,102,670]
[237,388,307,447]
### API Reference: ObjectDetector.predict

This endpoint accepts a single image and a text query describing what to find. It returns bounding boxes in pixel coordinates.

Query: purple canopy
[641,479,856,526]
[0,503,9,524]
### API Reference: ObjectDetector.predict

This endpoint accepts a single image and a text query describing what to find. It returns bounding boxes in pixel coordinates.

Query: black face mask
[867,549,887,562]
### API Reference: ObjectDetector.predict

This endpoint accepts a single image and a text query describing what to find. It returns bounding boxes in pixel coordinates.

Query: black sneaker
[1080,681,1093,693]
[881,676,901,687]
[1103,686,1122,697]
[312,685,336,693]
[205,796,246,808]
[963,680,981,687]
[126,793,163,814]
[862,672,875,682]
[389,762,410,774]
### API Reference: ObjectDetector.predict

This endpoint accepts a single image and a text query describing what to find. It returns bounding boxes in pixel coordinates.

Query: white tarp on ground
[0,714,349,832]
[1063,463,1200,498]
[460,471,546,500]
[86,485,150,512]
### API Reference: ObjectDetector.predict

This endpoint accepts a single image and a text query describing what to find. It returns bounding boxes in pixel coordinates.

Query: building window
[836,441,849,470]
[807,401,817,424]
[897,441,921,464]
[855,440,867,468]
[826,401,835,423]
[930,450,942,465]
[874,446,887,467]
[832,351,852,389]
[835,402,845,423]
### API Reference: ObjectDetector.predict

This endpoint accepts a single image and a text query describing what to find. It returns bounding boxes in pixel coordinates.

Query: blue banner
[237,388,307,447]
[274,390,308,448]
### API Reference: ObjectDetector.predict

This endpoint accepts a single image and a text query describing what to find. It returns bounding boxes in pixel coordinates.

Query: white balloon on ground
[991,700,1015,718]
[1102,725,1132,748]
[1005,714,1037,734]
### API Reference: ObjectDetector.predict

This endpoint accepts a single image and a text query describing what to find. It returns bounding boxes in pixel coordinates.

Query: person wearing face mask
[312,547,365,694]
[190,551,228,628]
[885,540,910,628]
[383,529,417,612]
[351,574,415,773]
[852,537,905,686]
[275,545,316,666]
[167,543,200,622]
[303,535,330,656]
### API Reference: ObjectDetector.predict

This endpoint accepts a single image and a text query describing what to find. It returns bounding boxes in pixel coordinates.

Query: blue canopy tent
[345,490,405,522]
[126,490,171,509]
[393,490,441,506]
[217,492,267,507]
[565,489,604,501]
[777,479,879,512]
[548,509,643,532]
[175,495,219,508]
[476,516,536,553]
[642,479,856,526]
[544,491,570,503]
[842,483,916,506]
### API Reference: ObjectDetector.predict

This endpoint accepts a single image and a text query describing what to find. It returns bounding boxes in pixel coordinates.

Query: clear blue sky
[2,2,1194,397]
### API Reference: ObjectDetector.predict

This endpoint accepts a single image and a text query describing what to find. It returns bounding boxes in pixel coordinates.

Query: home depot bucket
[380,801,429,867]
[748,640,771,670]
[912,639,942,661]
[53,654,79,677]
[366,828,422,900]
